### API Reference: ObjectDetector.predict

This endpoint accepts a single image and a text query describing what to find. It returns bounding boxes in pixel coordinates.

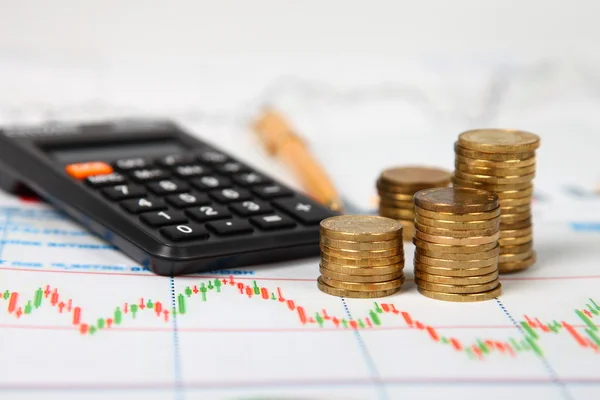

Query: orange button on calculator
[65,162,114,180]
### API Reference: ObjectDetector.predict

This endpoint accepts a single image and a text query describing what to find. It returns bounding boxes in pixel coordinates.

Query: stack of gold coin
[413,187,502,302]
[452,129,540,273]
[318,215,405,298]
[376,166,452,240]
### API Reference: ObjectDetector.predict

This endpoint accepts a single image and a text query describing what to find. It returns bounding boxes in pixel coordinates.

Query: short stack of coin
[413,187,502,302]
[376,166,452,240]
[452,129,540,273]
[318,215,405,298]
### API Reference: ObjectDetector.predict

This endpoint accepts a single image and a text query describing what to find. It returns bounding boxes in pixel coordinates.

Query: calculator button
[232,172,269,187]
[209,188,252,203]
[250,214,297,230]
[160,223,210,242]
[272,198,332,225]
[113,158,150,171]
[206,219,254,236]
[140,210,187,227]
[156,154,196,168]
[102,184,147,200]
[197,150,228,164]
[130,168,171,182]
[85,173,127,187]
[147,179,190,195]
[213,162,249,175]
[190,175,231,191]
[120,197,167,214]
[185,205,232,222]
[166,192,210,208]
[173,164,210,179]
[252,184,294,199]
[66,162,113,180]
[229,200,273,216]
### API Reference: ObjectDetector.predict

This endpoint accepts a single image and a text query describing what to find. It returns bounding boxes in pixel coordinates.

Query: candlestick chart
[1,276,599,361]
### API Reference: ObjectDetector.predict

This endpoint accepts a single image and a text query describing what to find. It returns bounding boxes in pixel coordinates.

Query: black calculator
[0,119,337,276]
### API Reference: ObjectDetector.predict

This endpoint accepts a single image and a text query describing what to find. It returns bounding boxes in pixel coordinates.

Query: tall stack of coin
[318,215,405,298]
[413,187,502,302]
[452,129,540,273]
[376,166,452,240]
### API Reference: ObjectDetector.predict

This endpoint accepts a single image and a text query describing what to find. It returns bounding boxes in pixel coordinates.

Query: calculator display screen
[45,139,187,163]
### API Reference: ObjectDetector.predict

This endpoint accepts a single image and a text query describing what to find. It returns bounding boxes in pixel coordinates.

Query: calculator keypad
[121,197,167,213]
[147,179,190,195]
[83,149,333,246]
[186,205,232,222]
[166,192,210,208]
[140,210,188,227]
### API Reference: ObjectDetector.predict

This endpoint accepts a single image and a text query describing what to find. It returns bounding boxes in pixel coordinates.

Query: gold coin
[500,218,532,230]
[376,178,449,195]
[415,206,500,221]
[415,230,500,246]
[494,186,534,199]
[413,187,498,213]
[455,142,535,161]
[378,198,415,209]
[498,250,534,263]
[417,283,502,302]
[499,226,532,238]
[377,190,415,201]
[317,276,401,298]
[454,170,535,185]
[322,276,404,291]
[500,204,531,214]
[401,222,415,241]
[500,212,531,225]
[457,129,541,153]
[321,259,404,275]
[415,262,498,277]
[321,252,404,268]
[453,177,533,191]
[455,154,537,168]
[319,215,403,242]
[415,245,500,260]
[321,244,403,259]
[415,214,500,231]
[319,266,403,283]
[379,166,452,190]
[499,241,533,254]
[414,222,499,238]
[498,197,532,207]
[415,270,499,285]
[455,162,536,177]
[413,237,498,253]
[320,236,404,251]
[379,207,416,220]
[498,234,533,246]
[499,252,536,273]
[413,253,497,268]
[415,278,500,294]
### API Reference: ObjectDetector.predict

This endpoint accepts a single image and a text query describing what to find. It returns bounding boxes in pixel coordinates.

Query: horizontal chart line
[0,323,593,333]
[1,377,599,392]
[2,266,600,282]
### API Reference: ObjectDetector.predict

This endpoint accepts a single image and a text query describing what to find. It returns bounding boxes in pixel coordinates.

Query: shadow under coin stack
[376,166,452,240]
[318,215,405,298]
[413,187,502,302]
[452,129,540,273]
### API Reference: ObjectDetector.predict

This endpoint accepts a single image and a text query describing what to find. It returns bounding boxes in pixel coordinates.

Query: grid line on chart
[340,297,390,400]
[0,376,599,391]
[2,266,600,282]
[170,277,184,400]
[494,298,574,400]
